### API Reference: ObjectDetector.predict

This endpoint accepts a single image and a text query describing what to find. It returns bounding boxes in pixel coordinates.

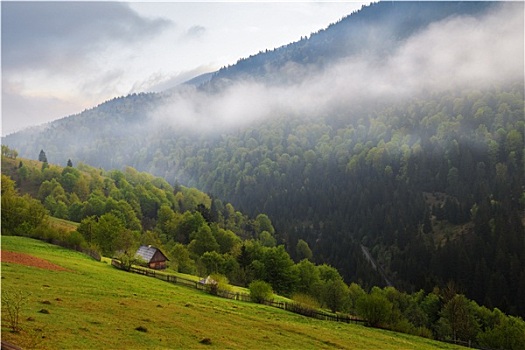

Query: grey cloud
[1,2,171,71]
[186,25,206,38]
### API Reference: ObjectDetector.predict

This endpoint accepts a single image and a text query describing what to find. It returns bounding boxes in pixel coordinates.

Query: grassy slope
[48,217,79,233]
[1,237,464,350]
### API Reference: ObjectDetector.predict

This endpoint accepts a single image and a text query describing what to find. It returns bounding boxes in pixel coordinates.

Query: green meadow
[1,236,464,349]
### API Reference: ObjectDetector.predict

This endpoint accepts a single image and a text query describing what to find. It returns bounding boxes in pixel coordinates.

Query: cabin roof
[135,245,169,263]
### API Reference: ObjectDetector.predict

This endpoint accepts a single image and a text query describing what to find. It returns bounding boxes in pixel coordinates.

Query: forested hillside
[3,1,524,318]
[4,152,525,348]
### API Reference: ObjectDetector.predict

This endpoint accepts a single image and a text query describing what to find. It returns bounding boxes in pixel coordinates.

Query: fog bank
[151,3,523,133]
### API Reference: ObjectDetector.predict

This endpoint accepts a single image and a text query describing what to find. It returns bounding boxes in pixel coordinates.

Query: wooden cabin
[134,245,169,270]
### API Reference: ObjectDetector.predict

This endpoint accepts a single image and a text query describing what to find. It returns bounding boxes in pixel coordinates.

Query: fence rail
[111,259,364,325]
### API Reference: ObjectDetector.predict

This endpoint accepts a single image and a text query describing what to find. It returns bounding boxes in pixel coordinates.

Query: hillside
[1,236,473,350]
[2,0,524,318]
[207,1,494,85]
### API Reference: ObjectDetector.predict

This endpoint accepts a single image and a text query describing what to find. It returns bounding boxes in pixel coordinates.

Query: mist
[151,2,523,133]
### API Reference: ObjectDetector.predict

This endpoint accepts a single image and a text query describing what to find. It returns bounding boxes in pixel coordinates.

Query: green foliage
[116,251,143,272]
[295,259,321,296]
[322,278,349,313]
[356,289,393,327]
[254,214,275,235]
[249,280,273,303]
[295,239,313,261]
[169,243,195,274]
[1,174,49,236]
[78,213,129,256]
[206,273,233,296]
[437,294,480,342]
[258,230,276,247]
[260,245,298,296]
[213,225,241,254]
[477,315,525,350]
[347,282,366,314]
[188,224,220,256]
[1,145,18,159]
[201,251,225,275]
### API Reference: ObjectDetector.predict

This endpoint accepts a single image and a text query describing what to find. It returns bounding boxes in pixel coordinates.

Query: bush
[206,274,232,295]
[116,252,143,271]
[477,315,525,350]
[249,280,273,303]
[356,292,393,327]
[2,288,31,332]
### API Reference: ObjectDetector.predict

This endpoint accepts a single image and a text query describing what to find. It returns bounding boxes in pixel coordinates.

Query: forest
[2,151,525,349]
[2,0,523,323]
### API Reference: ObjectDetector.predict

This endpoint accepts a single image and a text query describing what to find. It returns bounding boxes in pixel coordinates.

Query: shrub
[249,280,273,303]
[117,252,144,271]
[206,274,232,296]
[2,288,31,332]
[356,292,393,327]
[477,315,525,350]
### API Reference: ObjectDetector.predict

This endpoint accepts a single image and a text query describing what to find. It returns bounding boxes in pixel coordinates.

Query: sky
[1,1,369,136]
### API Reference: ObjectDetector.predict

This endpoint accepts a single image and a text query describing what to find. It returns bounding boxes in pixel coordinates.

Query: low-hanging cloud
[151,2,523,133]
[2,2,171,71]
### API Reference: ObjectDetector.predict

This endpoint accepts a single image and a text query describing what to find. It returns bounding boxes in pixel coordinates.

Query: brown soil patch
[1,250,69,271]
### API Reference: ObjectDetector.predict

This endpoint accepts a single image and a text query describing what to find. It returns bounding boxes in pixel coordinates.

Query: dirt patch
[1,251,69,271]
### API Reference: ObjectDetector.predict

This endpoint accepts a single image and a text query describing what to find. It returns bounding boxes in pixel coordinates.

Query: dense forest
[3,0,524,320]
[2,153,525,349]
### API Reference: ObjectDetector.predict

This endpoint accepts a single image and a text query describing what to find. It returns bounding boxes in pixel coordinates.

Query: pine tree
[38,149,48,163]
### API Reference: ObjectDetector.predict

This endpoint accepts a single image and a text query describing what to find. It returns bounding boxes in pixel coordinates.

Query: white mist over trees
[151,2,522,133]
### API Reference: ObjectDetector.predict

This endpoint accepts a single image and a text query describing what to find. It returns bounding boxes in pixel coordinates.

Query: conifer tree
[38,149,48,163]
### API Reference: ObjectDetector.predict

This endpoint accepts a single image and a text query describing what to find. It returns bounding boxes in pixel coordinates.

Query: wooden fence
[111,259,364,325]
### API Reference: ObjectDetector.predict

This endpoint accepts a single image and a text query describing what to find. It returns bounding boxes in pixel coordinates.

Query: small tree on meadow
[356,290,393,327]
[249,280,273,304]
[2,288,31,333]
[206,273,232,296]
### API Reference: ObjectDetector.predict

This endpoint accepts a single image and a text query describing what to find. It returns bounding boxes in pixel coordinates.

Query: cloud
[151,2,523,133]
[1,81,82,136]
[1,2,172,135]
[186,25,207,38]
[130,65,216,93]
[1,2,171,72]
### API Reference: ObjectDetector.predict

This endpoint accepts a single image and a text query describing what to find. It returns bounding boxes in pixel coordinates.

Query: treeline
[210,2,492,86]
[2,156,525,349]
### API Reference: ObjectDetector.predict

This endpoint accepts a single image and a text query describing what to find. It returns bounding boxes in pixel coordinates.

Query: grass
[1,236,466,350]
[49,217,79,232]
